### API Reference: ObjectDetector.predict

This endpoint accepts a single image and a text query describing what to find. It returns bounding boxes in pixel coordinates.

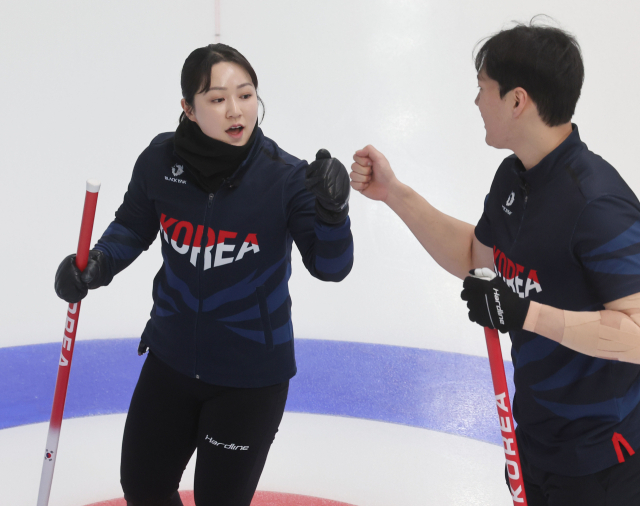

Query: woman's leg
[193,380,289,506]
[120,353,200,506]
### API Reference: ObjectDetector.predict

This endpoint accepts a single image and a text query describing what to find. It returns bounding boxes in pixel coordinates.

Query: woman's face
[182,61,258,146]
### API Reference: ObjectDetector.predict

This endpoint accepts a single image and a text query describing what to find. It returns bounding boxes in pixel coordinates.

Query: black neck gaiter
[174,118,258,193]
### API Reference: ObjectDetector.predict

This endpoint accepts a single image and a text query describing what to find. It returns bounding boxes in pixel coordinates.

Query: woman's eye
[241,94,252,99]
[212,98,224,103]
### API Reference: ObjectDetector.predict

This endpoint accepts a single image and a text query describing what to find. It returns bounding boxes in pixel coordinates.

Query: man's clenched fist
[461,268,530,333]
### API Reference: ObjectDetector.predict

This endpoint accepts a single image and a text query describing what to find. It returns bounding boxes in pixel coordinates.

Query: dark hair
[474,18,584,127]
[179,43,265,123]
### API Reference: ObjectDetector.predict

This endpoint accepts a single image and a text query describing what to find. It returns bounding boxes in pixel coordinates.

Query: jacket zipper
[511,182,530,248]
[193,192,216,379]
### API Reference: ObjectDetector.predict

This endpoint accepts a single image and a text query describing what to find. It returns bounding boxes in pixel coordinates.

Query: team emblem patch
[506,192,515,206]
[172,164,184,177]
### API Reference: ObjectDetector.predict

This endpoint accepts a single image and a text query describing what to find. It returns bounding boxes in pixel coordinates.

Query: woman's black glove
[137,339,149,356]
[54,249,110,303]
[460,268,530,333]
[305,149,350,224]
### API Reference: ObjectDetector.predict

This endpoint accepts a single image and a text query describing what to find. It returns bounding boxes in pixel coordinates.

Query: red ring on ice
[85,490,356,505]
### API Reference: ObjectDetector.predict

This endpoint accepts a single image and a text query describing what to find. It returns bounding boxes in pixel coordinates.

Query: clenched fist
[305,149,350,224]
[54,249,110,303]
[350,145,399,202]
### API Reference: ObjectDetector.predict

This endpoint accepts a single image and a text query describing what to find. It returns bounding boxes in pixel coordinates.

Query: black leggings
[121,352,289,506]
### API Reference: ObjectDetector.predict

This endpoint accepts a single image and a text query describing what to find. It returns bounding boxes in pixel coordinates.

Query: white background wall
[2,0,640,358]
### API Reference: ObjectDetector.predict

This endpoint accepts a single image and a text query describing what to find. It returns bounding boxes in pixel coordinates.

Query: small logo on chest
[502,191,515,215]
[506,192,515,206]
[165,164,187,185]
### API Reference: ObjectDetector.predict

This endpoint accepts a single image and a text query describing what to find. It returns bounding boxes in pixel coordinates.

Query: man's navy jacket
[94,128,354,387]
[476,126,640,475]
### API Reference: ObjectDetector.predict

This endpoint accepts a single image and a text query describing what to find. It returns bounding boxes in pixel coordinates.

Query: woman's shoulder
[258,132,306,170]
[129,132,178,182]
[149,131,175,147]
[135,131,176,164]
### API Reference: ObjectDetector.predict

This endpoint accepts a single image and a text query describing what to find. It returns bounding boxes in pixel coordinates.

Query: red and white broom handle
[37,180,101,506]
[484,327,528,505]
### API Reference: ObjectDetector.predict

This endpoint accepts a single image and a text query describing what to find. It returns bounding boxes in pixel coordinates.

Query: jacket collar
[515,124,584,191]
[173,127,266,190]
[227,127,265,188]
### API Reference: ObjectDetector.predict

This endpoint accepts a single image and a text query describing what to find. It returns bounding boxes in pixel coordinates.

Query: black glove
[305,149,350,224]
[460,269,530,333]
[137,339,149,356]
[54,249,110,303]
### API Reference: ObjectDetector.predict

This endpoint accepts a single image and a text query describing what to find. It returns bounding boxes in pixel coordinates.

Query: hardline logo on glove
[462,267,530,333]
[493,288,505,325]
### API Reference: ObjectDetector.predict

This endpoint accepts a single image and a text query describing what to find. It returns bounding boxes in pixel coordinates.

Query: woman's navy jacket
[94,128,353,387]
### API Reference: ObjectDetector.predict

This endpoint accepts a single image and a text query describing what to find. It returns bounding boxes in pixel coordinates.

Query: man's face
[474,71,512,149]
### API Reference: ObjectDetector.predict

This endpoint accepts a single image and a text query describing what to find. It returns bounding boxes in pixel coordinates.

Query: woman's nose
[226,97,241,118]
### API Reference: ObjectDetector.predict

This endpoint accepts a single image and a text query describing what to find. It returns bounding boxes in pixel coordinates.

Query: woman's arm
[285,161,353,282]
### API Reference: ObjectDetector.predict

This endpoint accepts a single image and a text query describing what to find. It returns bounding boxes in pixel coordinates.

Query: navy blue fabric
[93,128,353,387]
[475,125,640,475]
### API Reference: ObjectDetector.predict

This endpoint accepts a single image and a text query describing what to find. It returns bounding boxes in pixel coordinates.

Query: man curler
[351,20,640,506]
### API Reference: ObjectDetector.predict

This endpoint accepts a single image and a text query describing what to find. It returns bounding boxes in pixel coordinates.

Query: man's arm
[350,144,493,279]
[523,293,640,364]
[462,272,640,365]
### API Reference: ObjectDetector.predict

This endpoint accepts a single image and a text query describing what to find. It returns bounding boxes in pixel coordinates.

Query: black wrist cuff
[315,200,349,225]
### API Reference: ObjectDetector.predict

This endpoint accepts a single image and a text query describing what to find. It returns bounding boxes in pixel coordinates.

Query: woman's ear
[181,99,196,122]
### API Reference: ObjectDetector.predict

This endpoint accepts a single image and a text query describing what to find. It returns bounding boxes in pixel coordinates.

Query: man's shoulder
[569,147,634,202]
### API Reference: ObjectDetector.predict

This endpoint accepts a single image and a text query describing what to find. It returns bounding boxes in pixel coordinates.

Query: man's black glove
[460,268,530,333]
[305,149,350,224]
[54,249,110,303]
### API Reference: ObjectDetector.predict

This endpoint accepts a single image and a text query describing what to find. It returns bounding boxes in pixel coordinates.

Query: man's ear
[181,99,196,122]
[512,87,528,118]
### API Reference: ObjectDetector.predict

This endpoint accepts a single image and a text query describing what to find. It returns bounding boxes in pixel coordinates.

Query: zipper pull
[208,193,214,207]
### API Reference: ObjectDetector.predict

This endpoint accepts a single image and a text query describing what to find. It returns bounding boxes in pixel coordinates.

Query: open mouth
[226,125,244,136]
